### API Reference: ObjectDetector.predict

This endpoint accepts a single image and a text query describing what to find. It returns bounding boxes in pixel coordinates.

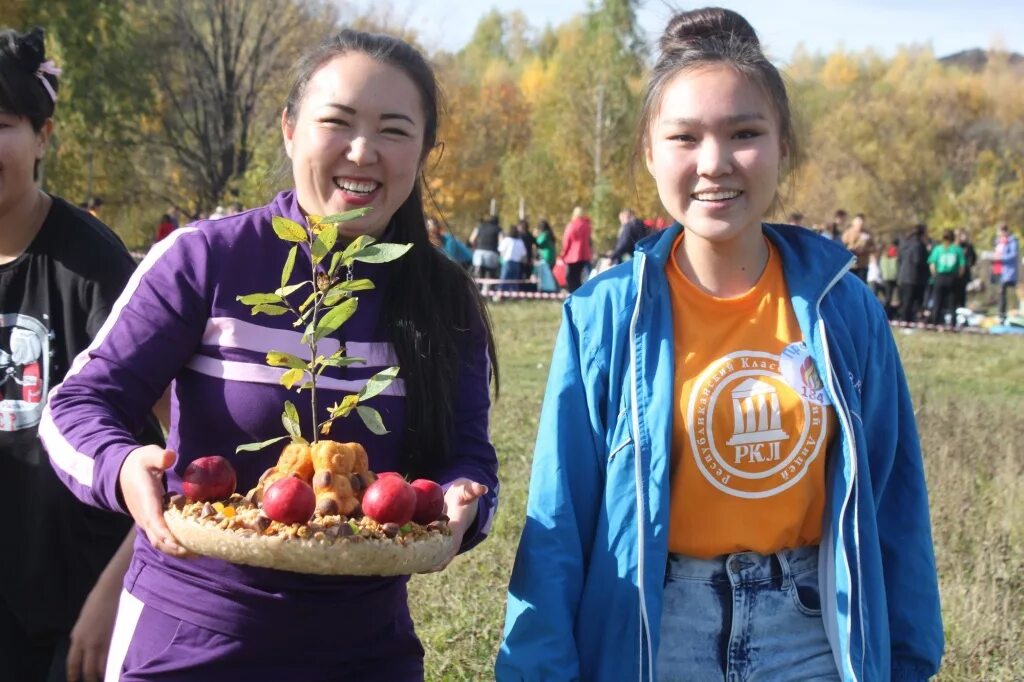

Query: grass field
[408,301,1024,681]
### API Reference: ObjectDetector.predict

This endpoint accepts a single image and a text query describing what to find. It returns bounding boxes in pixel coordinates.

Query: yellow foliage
[23,3,1024,248]
[518,57,550,106]
[820,52,861,90]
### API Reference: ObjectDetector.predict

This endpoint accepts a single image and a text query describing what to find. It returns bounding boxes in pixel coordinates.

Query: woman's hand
[118,445,191,557]
[66,541,129,682]
[422,477,488,573]
[66,578,118,682]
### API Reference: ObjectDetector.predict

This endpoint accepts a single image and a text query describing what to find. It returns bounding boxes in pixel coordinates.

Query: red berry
[182,456,237,502]
[362,476,417,525]
[262,476,316,525]
[409,479,445,524]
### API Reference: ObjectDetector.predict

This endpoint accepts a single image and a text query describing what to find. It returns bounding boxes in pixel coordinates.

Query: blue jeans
[656,546,838,681]
[500,260,522,291]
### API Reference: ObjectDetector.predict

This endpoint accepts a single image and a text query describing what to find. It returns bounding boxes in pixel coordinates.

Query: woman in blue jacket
[498,7,942,682]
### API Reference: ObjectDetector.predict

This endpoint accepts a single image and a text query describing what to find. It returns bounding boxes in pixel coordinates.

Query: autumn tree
[145,0,333,212]
[495,0,646,244]
[428,11,534,233]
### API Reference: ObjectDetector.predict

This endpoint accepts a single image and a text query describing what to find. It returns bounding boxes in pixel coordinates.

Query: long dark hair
[0,27,59,180]
[284,29,499,478]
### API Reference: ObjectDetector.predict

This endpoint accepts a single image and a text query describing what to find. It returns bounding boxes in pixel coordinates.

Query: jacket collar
[271,189,306,225]
[634,222,854,306]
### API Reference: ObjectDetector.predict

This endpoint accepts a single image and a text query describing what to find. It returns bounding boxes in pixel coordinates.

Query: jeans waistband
[666,545,819,585]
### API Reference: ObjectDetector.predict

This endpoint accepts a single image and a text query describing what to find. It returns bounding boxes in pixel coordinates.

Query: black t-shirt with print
[0,196,159,638]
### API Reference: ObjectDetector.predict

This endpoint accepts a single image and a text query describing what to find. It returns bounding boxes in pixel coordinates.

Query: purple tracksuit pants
[106,591,424,681]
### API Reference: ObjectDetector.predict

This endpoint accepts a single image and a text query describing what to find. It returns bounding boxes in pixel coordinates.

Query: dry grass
[897,331,1024,680]
[408,303,1024,681]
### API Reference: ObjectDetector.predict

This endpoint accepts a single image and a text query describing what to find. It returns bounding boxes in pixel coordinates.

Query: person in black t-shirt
[607,208,650,264]
[469,214,502,279]
[0,27,163,682]
[954,228,977,310]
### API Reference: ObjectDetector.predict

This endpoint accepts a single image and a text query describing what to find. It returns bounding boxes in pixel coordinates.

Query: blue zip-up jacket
[497,224,943,681]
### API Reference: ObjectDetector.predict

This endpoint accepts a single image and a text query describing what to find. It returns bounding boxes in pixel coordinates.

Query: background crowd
[408,202,1022,327]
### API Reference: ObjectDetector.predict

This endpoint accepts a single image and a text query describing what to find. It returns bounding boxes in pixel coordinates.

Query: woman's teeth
[692,190,741,201]
[336,179,379,195]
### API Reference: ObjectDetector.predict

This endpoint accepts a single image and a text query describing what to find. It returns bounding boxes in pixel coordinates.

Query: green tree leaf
[297,290,317,313]
[320,278,375,307]
[237,293,283,305]
[319,355,366,371]
[339,235,374,264]
[321,207,372,224]
[328,251,345,278]
[280,367,306,389]
[351,242,413,264]
[322,288,350,308]
[340,278,375,292]
[275,282,309,299]
[235,435,289,453]
[272,216,308,242]
[313,297,358,342]
[282,401,302,439]
[252,304,290,316]
[358,366,399,401]
[331,394,360,418]
[266,351,307,370]
[357,405,389,434]
[311,223,339,263]
[281,245,298,288]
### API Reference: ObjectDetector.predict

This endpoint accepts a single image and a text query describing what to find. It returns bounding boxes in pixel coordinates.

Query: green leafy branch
[234,209,411,453]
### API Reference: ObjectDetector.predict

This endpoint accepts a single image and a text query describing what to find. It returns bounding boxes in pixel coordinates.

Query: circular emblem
[687,350,828,499]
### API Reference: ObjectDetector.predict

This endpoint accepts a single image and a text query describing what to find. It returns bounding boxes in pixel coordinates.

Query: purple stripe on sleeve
[184,354,406,396]
[202,317,342,358]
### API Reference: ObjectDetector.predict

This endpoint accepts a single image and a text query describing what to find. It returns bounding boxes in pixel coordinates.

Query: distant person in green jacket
[928,229,966,326]
[879,237,899,316]
[534,219,557,267]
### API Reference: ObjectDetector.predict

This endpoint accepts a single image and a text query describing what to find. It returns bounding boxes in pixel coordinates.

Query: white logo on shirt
[0,313,51,434]
[687,350,829,499]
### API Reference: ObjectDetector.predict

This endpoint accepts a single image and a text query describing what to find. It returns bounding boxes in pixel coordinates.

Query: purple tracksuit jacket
[39,191,499,676]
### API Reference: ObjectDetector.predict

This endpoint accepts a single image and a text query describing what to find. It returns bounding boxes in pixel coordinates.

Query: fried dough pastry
[310,441,372,517]
[246,442,314,502]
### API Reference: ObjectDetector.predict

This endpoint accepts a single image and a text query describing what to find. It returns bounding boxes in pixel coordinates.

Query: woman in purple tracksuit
[40,30,499,681]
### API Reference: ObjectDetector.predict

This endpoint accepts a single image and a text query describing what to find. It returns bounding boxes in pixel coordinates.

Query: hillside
[939,47,1024,71]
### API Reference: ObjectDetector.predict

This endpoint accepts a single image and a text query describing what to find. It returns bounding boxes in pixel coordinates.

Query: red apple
[262,476,316,525]
[375,471,404,480]
[410,479,444,524]
[361,476,417,525]
[182,456,236,502]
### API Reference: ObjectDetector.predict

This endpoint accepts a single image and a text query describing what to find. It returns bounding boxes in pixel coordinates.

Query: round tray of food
[163,441,455,576]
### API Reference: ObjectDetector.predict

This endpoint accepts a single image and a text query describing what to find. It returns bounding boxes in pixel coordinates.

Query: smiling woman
[498,7,943,682]
[40,28,500,682]
[282,50,426,239]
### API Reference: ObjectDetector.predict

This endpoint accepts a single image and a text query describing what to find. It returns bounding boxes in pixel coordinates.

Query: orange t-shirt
[666,234,836,558]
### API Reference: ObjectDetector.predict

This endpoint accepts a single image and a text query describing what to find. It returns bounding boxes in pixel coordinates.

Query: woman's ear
[281,109,294,159]
[35,119,54,159]
[644,140,656,178]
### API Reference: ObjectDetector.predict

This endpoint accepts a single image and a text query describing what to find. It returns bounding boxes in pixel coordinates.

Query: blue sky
[349,0,1024,62]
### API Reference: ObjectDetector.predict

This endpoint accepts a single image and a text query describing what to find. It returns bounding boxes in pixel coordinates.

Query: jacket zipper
[629,253,654,681]
[814,260,862,682]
